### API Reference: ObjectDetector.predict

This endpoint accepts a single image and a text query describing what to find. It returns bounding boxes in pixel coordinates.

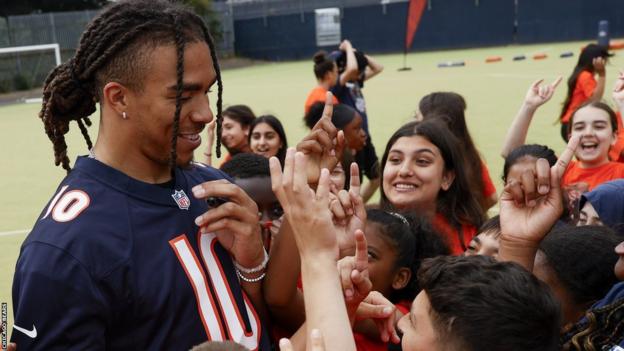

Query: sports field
[1,40,623,336]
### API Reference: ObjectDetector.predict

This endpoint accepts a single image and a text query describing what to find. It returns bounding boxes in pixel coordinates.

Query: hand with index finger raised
[297,92,345,186]
[500,135,579,246]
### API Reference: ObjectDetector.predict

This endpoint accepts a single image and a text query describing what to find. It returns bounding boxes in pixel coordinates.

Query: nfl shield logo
[172,190,191,210]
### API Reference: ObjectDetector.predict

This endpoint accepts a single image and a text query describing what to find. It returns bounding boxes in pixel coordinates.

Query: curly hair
[39,0,223,173]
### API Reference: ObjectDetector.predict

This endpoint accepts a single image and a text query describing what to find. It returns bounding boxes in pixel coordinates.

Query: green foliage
[181,0,222,41]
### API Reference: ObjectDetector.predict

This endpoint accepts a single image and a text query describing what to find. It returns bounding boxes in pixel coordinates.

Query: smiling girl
[380,119,484,254]
[249,115,288,164]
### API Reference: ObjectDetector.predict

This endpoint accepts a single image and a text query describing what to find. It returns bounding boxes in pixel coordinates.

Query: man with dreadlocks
[10,1,272,349]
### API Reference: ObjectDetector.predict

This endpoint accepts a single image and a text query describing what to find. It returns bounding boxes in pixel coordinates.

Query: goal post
[0,43,61,67]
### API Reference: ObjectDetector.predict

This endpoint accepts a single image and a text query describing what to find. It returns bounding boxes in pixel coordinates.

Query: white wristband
[234,248,269,274]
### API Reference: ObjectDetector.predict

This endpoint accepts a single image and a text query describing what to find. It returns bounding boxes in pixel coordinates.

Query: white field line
[0,229,29,237]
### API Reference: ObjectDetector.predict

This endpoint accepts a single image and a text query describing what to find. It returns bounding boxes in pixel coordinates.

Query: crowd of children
[194,41,624,351]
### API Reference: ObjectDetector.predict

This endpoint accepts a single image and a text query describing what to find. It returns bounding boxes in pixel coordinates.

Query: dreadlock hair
[39,0,223,173]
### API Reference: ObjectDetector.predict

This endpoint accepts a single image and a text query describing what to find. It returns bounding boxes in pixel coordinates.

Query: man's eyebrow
[167,83,203,92]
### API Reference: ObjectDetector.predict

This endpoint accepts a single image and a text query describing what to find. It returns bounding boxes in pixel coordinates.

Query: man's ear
[102,81,130,116]
[441,170,455,191]
[391,267,412,291]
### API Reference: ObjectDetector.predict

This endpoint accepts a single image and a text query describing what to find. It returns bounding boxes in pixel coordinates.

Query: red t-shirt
[562,160,624,191]
[481,161,497,198]
[432,213,477,255]
[561,70,596,123]
[353,301,410,351]
[305,86,339,114]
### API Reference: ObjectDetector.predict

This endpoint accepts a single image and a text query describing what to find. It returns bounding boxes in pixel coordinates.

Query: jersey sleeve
[11,242,109,350]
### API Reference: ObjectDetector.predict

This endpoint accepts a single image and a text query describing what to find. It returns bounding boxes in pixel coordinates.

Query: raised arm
[339,40,359,86]
[500,77,562,158]
[270,150,356,351]
[363,54,384,81]
[202,118,216,166]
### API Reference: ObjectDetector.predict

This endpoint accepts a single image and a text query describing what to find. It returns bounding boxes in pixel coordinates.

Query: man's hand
[297,93,345,187]
[192,180,264,269]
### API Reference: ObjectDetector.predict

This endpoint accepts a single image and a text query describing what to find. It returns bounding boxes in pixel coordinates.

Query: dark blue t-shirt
[11,156,270,350]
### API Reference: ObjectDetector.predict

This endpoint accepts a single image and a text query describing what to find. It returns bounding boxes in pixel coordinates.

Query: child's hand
[500,135,579,245]
[613,70,624,108]
[270,148,338,261]
[296,93,345,187]
[593,57,606,76]
[337,230,371,317]
[523,77,562,109]
[329,163,367,256]
[355,292,401,344]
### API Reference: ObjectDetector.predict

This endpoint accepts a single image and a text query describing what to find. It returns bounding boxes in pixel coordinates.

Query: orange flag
[405,0,427,51]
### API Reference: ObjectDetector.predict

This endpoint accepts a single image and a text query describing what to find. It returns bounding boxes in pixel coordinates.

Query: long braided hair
[39,0,223,173]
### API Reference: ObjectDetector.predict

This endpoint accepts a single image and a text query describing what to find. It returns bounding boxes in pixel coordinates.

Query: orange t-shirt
[609,112,624,162]
[562,160,624,191]
[304,86,339,114]
[561,70,596,123]
[481,161,497,198]
[432,213,477,255]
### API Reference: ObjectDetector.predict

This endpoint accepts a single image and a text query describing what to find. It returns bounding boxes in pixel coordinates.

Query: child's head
[464,215,501,258]
[305,102,367,151]
[577,179,624,230]
[249,115,288,163]
[221,105,256,155]
[365,209,449,302]
[398,255,561,351]
[418,92,467,140]
[313,50,338,82]
[576,44,611,71]
[534,225,621,324]
[221,153,282,248]
[568,102,618,167]
[503,144,557,184]
[380,120,483,228]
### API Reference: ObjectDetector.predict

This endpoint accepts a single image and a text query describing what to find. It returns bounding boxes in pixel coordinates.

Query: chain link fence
[0,6,234,93]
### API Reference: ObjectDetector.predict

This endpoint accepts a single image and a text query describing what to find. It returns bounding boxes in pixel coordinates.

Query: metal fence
[0,6,234,92]
[229,0,409,20]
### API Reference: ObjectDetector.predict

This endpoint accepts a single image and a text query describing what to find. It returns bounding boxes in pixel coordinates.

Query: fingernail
[279,339,290,347]
[539,185,549,194]
[528,200,537,207]
[383,306,393,314]
[345,289,353,297]
[311,329,321,339]
[192,186,205,197]
[195,216,203,226]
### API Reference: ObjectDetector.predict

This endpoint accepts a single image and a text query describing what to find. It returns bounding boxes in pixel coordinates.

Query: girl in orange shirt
[380,119,484,255]
[304,50,340,114]
[559,44,610,141]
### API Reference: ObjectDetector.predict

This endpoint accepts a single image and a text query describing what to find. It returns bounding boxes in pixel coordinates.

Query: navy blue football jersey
[11,156,270,350]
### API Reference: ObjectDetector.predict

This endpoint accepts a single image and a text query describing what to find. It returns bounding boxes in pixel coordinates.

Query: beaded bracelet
[234,248,269,274]
[236,268,266,283]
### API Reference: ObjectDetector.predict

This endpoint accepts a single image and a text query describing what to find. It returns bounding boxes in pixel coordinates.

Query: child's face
[343,114,367,151]
[329,163,346,194]
[382,136,453,211]
[570,106,616,167]
[398,291,441,351]
[464,232,500,258]
[577,201,602,226]
[235,176,283,248]
[365,223,407,298]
